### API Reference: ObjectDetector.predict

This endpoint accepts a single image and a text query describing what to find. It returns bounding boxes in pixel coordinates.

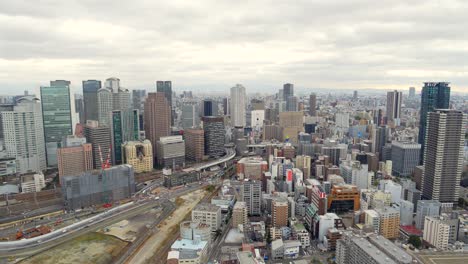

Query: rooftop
[171,238,207,252]
[351,237,397,264]
[194,203,221,213]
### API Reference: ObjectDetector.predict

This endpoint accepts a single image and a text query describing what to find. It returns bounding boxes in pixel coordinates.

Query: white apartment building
[192,203,221,232]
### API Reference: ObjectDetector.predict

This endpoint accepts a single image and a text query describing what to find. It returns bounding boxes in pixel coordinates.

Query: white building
[21,173,46,193]
[340,160,371,189]
[335,112,350,129]
[379,180,402,205]
[399,200,414,226]
[230,84,246,127]
[365,210,380,232]
[192,203,221,232]
[423,216,450,250]
[318,213,340,242]
[250,109,265,131]
[1,96,47,174]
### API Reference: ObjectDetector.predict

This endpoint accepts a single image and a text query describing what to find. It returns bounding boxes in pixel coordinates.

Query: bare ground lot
[20,232,128,264]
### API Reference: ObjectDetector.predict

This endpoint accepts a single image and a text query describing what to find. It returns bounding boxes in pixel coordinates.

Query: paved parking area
[418,253,468,264]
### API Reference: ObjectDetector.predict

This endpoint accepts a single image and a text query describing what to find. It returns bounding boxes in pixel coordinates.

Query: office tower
[74,94,85,125]
[132,89,146,113]
[202,116,225,158]
[57,136,93,184]
[265,108,278,124]
[156,81,172,109]
[409,87,415,98]
[250,109,264,130]
[230,84,246,127]
[375,207,400,239]
[353,90,358,99]
[192,203,221,232]
[122,140,153,173]
[386,90,402,125]
[83,120,112,169]
[202,99,218,117]
[156,136,185,168]
[286,96,298,112]
[418,82,450,163]
[222,97,230,116]
[399,200,414,226]
[373,109,383,126]
[272,198,289,228]
[391,141,421,177]
[339,160,370,189]
[309,93,317,116]
[279,111,304,143]
[422,110,466,203]
[283,83,294,101]
[110,110,140,165]
[1,96,47,174]
[415,200,441,229]
[232,202,248,229]
[82,80,102,122]
[97,88,113,126]
[242,180,262,216]
[40,81,73,167]
[62,164,135,210]
[105,77,120,91]
[181,102,200,129]
[144,92,171,163]
[371,126,387,160]
[321,144,347,166]
[185,129,204,162]
[112,88,131,111]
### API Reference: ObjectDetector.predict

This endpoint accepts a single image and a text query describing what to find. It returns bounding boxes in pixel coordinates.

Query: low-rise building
[192,203,221,232]
[20,173,45,193]
[122,140,153,173]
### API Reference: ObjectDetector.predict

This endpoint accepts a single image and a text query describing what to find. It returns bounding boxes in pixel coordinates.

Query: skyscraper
[181,102,200,129]
[97,88,113,126]
[242,180,262,216]
[144,92,171,164]
[283,83,294,101]
[105,77,120,91]
[409,87,416,98]
[391,141,421,177]
[40,80,73,166]
[202,116,225,158]
[422,110,466,203]
[82,80,102,122]
[202,99,218,117]
[223,97,230,116]
[286,96,298,112]
[230,84,246,127]
[309,93,317,116]
[418,82,450,163]
[57,136,93,184]
[74,94,85,125]
[112,88,131,111]
[1,96,47,174]
[185,128,204,162]
[132,89,146,113]
[83,120,111,169]
[156,81,172,109]
[110,110,140,165]
[386,90,402,125]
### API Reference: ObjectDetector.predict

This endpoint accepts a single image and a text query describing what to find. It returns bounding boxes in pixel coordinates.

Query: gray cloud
[0,0,467,94]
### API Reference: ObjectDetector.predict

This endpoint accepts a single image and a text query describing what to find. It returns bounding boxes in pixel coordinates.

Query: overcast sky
[1,0,467,95]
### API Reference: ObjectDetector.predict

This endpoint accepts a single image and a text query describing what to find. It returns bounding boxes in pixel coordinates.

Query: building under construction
[62,164,135,210]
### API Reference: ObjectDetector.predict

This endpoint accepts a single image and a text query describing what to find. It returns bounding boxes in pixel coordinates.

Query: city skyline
[1,1,468,94]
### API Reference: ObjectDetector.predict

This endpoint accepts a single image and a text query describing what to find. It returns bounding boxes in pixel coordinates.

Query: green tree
[311,257,322,264]
[408,235,421,248]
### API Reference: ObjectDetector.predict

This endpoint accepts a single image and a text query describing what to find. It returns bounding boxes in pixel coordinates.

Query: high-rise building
[112,88,131,111]
[309,93,317,116]
[386,90,402,125]
[110,109,140,165]
[132,89,146,113]
[230,84,246,127]
[418,82,450,163]
[202,116,225,158]
[83,120,112,169]
[57,136,93,184]
[279,111,304,143]
[242,180,262,216]
[353,90,358,99]
[181,102,200,129]
[422,110,466,203]
[283,83,294,101]
[423,216,451,250]
[97,88,113,126]
[62,164,135,210]
[409,87,416,98]
[40,81,73,167]
[82,80,102,122]
[232,201,248,229]
[105,77,120,91]
[375,207,400,239]
[185,129,204,162]
[372,126,387,160]
[156,136,185,168]
[272,198,289,228]
[1,96,47,174]
[222,97,230,116]
[156,81,172,109]
[415,200,440,229]
[286,96,298,112]
[391,141,421,177]
[202,99,218,117]
[122,140,153,173]
[144,92,171,164]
